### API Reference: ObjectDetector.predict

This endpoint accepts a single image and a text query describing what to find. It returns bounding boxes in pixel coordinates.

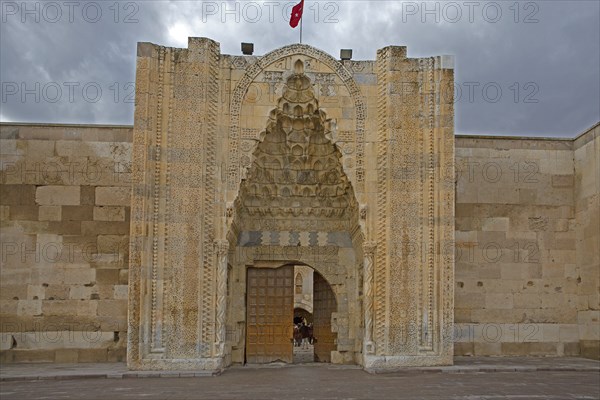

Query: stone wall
[574,124,600,359]
[1,122,598,362]
[454,124,599,359]
[0,123,132,363]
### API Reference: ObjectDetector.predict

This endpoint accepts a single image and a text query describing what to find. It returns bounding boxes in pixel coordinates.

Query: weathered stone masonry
[1,123,597,364]
[0,39,598,366]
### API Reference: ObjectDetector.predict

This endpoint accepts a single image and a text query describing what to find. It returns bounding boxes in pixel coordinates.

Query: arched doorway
[225,60,363,366]
[244,263,337,364]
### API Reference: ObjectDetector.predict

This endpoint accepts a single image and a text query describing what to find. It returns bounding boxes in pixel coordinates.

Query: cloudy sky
[1,0,598,137]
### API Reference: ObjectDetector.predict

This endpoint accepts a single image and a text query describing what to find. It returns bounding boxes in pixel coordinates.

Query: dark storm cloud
[0,0,598,137]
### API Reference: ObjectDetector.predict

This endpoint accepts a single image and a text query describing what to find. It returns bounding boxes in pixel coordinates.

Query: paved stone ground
[0,358,598,400]
[293,343,315,363]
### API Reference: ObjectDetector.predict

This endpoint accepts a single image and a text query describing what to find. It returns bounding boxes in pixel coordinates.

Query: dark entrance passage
[294,308,313,324]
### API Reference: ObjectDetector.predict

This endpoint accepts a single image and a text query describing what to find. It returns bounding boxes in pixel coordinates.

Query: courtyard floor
[1,357,598,400]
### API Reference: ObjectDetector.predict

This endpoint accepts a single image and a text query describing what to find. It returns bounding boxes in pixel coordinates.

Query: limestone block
[93,206,125,221]
[26,285,45,300]
[9,205,38,220]
[455,293,483,309]
[541,293,567,309]
[95,186,131,206]
[11,350,56,362]
[528,342,560,355]
[578,311,600,340]
[77,348,108,362]
[500,264,525,280]
[61,205,94,221]
[16,330,113,350]
[0,333,16,351]
[563,342,580,356]
[97,299,128,317]
[559,324,580,342]
[96,269,120,285]
[542,263,565,278]
[94,285,116,300]
[552,175,574,188]
[80,186,96,205]
[0,139,24,155]
[81,221,129,236]
[541,324,560,342]
[118,269,129,284]
[55,349,79,363]
[539,158,573,174]
[38,205,62,221]
[90,253,125,268]
[0,205,9,221]
[0,300,18,315]
[26,140,55,159]
[453,342,474,356]
[481,217,509,232]
[108,347,127,362]
[580,340,600,360]
[474,342,501,355]
[76,300,98,316]
[499,343,529,356]
[513,293,542,309]
[62,267,95,285]
[1,184,36,205]
[35,186,80,206]
[31,267,66,285]
[454,309,472,323]
[0,284,27,300]
[97,235,128,254]
[42,300,79,316]
[16,300,42,316]
[70,286,93,300]
[44,285,70,300]
[113,285,128,300]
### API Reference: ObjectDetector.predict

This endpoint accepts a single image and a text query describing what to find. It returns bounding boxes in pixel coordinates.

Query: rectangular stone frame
[128,38,223,370]
[365,47,455,369]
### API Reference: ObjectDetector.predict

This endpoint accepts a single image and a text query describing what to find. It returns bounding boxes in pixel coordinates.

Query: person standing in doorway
[300,322,310,349]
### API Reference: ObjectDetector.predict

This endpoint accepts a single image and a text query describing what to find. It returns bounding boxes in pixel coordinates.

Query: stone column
[363,241,377,355]
[214,240,229,356]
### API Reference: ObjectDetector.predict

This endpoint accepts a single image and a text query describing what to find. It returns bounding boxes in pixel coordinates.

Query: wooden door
[313,272,337,362]
[245,266,294,364]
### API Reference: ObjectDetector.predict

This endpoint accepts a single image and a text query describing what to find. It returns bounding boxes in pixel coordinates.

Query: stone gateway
[127,38,455,371]
[2,36,596,370]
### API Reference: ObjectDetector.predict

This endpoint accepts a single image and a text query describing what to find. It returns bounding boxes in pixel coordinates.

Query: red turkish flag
[289,0,304,28]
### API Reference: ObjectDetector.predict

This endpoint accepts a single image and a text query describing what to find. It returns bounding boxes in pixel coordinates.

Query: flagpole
[299,14,303,44]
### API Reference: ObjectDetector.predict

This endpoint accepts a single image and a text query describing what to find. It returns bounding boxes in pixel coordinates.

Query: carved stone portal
[128,37,455,371]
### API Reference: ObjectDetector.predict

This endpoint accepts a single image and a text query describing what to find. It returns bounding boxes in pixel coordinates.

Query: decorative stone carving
[359,205,367,220]
[529,216,549,231]
[363,241,377,355]
[228,44,367,194]
[214,240,230,356]
[238,63,356,220]
[129,38,454,372]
